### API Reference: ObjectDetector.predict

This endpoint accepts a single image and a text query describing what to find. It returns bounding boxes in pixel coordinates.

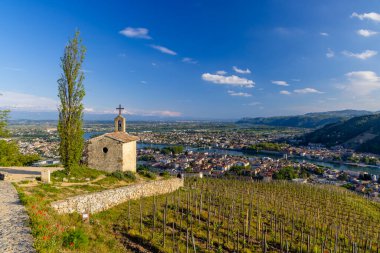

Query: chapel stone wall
[122,141,137,172]
[87,137,123,172]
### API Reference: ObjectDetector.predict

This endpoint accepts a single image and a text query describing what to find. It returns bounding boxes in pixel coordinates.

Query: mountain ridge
[302,113,380,154]
[237,109,376,128]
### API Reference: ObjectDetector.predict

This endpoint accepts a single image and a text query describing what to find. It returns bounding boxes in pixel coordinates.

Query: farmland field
[99,178,380,253]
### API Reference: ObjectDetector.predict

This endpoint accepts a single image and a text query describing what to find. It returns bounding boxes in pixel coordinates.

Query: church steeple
[114,104,126,132]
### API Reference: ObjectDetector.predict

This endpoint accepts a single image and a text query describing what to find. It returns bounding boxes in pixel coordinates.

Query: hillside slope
[302,114,380,154]
[237,110,373,128]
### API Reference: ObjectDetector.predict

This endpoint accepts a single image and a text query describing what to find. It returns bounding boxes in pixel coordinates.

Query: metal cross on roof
[116,104,124,115]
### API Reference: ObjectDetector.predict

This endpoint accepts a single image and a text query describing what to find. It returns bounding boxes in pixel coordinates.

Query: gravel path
[0,181,35,253]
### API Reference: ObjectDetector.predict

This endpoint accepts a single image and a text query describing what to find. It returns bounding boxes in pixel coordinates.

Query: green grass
[14,181,126,252]
[62,228,89,249]
[13,169,159,252]
[51,166,105,182]
[93,176,120,186]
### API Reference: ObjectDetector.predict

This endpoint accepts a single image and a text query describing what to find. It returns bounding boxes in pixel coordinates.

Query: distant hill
[302,113,380,154]
[236,110,374,128]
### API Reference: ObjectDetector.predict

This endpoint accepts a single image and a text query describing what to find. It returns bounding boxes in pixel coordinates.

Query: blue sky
[1,0,380,120]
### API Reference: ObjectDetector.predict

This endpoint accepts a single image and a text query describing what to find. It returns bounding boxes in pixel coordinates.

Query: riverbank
[243,149,380,170]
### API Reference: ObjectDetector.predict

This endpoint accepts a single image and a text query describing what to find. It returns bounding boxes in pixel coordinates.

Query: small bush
[124,171,136,181]
[110,171,125,180]
[138,170,157,180]
[137,164,149,172]
[62,228,89,249]
[159,171,171,179]
[18,191,28,205]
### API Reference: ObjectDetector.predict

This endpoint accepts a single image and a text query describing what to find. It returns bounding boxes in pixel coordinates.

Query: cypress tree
[57,30,86,174]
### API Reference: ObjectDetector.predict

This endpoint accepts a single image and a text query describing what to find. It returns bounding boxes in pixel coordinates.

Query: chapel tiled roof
[104,132,139,143]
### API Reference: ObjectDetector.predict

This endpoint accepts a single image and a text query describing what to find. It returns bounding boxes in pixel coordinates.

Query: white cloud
[3,67,23,72]
[150,45,177,55]
[182,57,197,64]
[351,12,380,22]
[342,50,377,60]
[0,90,183,117]
[119,27,151,39]
[201,73,255,88]
[0,91,58,111]
[216,70,227,75]
[247,102,261,106]
[320,32,329,36]
[343,71,380,95]
[227,90,252,97]
[141,110,182,117]
[274,27,303,36]
[326,48,335,58]
[232,66,251,74]
[357,29,378,37]
[127,109,182,117]
[280,90,291,95]
[272,80,289,86]
[293,88,323,94]
[84,108,182,117]
[84,107,95,112]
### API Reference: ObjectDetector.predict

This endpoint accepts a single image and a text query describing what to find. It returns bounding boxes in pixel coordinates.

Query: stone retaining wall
[51,178,184,214]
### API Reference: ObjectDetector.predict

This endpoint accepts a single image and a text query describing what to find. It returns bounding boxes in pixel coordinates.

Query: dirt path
[0,181,35,253]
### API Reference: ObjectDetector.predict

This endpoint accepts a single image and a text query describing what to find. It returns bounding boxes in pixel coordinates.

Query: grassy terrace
[14,167,163,252]
[16,175,380,252]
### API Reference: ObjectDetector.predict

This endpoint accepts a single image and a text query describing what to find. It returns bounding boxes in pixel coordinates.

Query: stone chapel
[86,105,139,173]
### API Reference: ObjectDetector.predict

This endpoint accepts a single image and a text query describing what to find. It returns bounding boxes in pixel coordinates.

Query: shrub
[18,191,28,205]
[137,164,149,172]
[124,171,136,181]
[138,170,157,180]
[159,171,171,179]
[110,171,125,180]
[62,228,89,249]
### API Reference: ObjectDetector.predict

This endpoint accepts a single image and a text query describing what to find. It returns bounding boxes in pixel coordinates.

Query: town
[138,146,380,200]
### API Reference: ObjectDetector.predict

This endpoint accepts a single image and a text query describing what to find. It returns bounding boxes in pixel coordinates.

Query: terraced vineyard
[104,178,380,252]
